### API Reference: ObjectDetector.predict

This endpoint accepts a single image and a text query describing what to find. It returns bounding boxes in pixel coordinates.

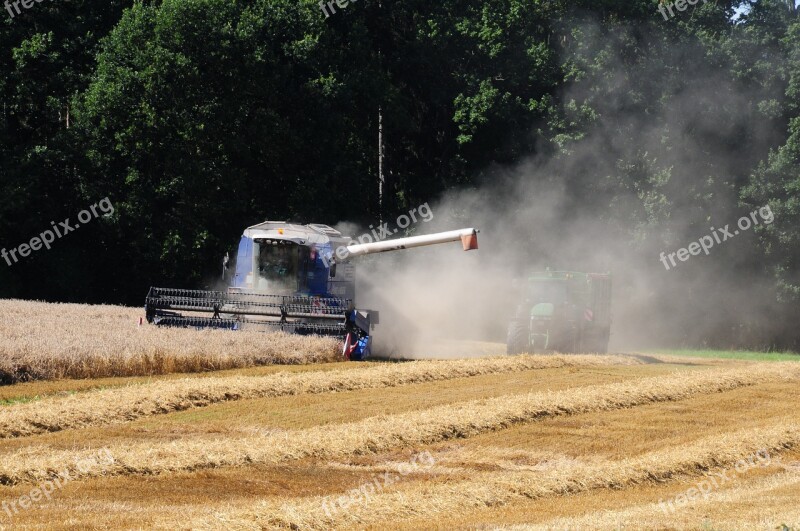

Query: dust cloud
[346,19,790,358]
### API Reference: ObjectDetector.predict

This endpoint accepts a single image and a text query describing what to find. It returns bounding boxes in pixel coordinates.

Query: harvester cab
[145,221,479,360]
[229,222,355,299]
[506,270,612,355]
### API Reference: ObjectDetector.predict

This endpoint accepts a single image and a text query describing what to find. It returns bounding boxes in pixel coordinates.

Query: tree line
[1,0,799,348]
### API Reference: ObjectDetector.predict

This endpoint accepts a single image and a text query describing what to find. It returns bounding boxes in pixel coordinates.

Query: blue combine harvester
[145,221,479,360]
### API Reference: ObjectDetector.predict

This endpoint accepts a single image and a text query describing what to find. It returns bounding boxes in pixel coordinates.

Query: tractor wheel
[529,330,550,353]
[506,320,529,355]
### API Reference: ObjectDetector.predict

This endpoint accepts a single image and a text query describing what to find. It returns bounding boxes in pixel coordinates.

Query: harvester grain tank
[506,270,612,354]
[145,221,479,360]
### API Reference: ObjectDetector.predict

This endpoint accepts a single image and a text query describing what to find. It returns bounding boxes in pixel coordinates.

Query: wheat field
[0,300,798,530]
[0,300,341,383]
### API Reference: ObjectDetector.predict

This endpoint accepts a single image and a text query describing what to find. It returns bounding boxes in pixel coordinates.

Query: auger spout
[343,228,479,259]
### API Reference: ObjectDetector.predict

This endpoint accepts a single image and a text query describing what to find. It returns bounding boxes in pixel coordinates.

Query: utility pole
[377,0,385,225]
[378,106,384,224]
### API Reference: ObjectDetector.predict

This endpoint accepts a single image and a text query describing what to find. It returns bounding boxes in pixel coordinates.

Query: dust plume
[351,17,793,358]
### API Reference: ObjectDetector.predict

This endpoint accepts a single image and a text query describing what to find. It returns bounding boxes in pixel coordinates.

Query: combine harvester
[145,221,479,360]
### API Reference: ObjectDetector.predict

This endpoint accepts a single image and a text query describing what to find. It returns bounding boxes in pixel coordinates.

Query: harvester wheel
[506,320,529,355]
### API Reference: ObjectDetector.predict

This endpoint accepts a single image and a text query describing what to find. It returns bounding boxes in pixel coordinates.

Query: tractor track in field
[0,354,638,439]
[0,363,796,487]
[230,423,800,530]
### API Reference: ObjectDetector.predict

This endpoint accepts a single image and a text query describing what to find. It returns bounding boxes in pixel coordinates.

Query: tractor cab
[523,281,568,320]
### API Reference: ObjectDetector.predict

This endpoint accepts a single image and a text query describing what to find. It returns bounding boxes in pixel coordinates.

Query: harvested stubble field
[0,301,799,530]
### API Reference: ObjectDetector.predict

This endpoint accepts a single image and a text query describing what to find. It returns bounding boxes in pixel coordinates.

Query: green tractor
[506,270,612,354]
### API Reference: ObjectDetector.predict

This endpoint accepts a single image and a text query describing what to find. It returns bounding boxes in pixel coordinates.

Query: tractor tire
[506,320,529,355]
